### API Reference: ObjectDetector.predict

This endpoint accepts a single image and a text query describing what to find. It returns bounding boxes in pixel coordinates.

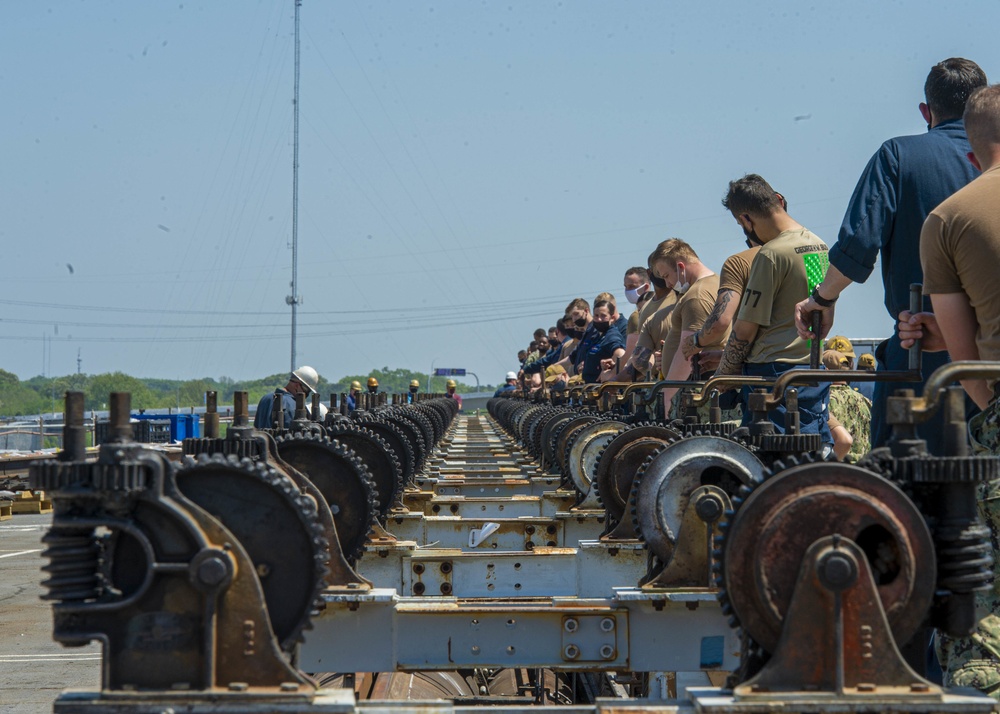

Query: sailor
[445,379,463,410]
[253,365,319,429]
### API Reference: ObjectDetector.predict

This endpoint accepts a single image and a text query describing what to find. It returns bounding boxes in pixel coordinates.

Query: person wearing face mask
[650,239,722,407]
[580,300,626,384]
[406,379,420,404]
[716,173,832,446]
[523,319,571,384]
[623,266,652,336]
[594,292,628,341]
[604,253,678,381]
[679,203,775,370]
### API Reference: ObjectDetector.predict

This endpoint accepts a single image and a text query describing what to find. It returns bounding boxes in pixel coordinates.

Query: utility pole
[77,348,82,375]
[286,0,303,372]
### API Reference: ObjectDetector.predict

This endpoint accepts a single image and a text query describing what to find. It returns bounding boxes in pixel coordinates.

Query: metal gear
[592,423,681,521]
[716,460,936,654]
[274,432,378,561]
[630,435,765,562]
[323,421,402,519]
[172,453,330,652]
[564,419,628,496]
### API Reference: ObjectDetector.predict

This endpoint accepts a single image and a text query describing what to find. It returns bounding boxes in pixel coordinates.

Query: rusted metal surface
[722,462,936,654]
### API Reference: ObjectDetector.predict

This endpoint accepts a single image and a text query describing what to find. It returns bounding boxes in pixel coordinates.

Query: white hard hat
[312,402,329,420]
[506,371,517,381]
[291,365,319,394]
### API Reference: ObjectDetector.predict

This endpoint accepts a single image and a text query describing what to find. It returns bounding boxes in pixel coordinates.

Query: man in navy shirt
[254,365,319,429]
[794,58,987,452]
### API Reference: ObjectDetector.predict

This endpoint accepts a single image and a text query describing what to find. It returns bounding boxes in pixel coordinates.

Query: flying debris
[794,113,812,121]
[66,263,74,274]
[157,224,171,232]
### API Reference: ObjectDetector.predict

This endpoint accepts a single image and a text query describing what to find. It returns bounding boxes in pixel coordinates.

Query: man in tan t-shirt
[898,84,1000,697]
[649,239,721,405]
[602,255,677,381]
[717,173,831,442]
[681,245,762,367]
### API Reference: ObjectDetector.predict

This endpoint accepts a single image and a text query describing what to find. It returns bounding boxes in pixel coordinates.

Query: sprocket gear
[274,432,378,561]
[173,453,330,652]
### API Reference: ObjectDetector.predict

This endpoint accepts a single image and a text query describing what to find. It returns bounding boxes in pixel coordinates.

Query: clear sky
[3,1,998,387]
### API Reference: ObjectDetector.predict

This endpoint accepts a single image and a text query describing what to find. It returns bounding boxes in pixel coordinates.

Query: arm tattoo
[718,331,753,376]
[630,345,653,375]
[701,290,735,341]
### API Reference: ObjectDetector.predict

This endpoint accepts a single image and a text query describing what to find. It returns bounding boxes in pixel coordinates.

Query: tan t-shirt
[636,298,678,373]
[921,164,1000,382]
[719,246,761,294]
[627,309,641,335]
[661,274,722,376]
[738,228,829,364]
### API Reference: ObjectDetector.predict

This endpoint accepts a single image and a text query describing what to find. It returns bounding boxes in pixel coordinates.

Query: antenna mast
[286,0,303,371]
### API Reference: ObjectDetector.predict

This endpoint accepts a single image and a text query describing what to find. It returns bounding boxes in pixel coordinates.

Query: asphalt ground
[0,513,99,714]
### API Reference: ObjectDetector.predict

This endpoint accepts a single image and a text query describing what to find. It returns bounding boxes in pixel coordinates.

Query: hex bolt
[563,618,579,633]
[440,582,452,595]
[525,525,536,535]
[600,644,615,660]
[563,644,580,660]
[413,563,425,575]
[600,617,615,632]
[440,562,453,574]
[413,582,426,595]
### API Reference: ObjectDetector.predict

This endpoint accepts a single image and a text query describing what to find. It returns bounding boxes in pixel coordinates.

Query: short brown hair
[964,85,1000,157]
[650,238,698,269]
[722,174,783,217]
[566,298,589,314]
[625,266,649,281]
[926,58,987,122]
[594,291,616,308]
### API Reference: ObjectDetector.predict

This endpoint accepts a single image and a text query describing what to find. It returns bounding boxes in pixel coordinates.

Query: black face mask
[570,328,586,339]
[593,321,610,334]
[649,274,667,290]
[409,386,418,393]
[574,316,587,328]
[743,225,762,249]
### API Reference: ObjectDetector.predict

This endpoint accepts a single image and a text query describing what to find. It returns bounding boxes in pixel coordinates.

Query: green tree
[86,373,157,411]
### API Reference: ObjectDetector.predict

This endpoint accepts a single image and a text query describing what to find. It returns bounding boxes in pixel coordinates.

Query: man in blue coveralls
[793,58,987,453]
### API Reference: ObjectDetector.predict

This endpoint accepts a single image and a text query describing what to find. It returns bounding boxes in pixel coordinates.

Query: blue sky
[3,1,999,386]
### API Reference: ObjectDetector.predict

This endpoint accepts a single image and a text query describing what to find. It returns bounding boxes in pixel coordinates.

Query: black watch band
[811,286,838,308]
[692,332,703,349]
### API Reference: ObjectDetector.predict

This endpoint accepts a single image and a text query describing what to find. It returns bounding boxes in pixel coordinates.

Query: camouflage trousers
[935,397,1000,697]
[668,388,743,425]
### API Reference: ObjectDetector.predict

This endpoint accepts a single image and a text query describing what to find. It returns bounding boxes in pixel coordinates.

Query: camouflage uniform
[827,384,871,462]
[936,396,1000,697]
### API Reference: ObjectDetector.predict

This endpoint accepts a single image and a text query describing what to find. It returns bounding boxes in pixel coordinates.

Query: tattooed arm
[717,319,760,376]
[681,289,739,360]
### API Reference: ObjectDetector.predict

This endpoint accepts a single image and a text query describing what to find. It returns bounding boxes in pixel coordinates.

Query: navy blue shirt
[571,324,602,375]
[829,119,978,319]
[581,329,625,384]
[254,388,296,429]
[522,341,563,374]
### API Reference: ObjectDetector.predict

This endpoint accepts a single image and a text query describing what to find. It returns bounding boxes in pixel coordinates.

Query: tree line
[0,367,487,418]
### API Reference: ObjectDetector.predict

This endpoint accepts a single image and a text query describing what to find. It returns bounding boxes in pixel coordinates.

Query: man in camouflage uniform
[828,383,871,462]
[898,84,1000,696]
